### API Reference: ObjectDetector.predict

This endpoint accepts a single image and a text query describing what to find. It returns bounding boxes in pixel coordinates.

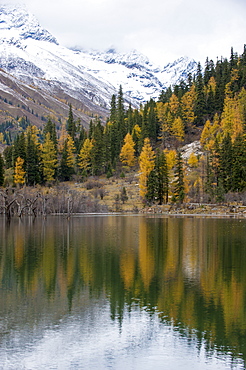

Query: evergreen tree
[104,122,113,169]
[206,82,216,117]
[120,186,128,204]
[91,120,105,175]
[214,58,229,113]
[107,93,121,164]
[146,150,169,205]
[43,117,58,152]
[218,133,233,192]
[173,151,185,203]
[108,120,119,166]
[117,85,126,148]
[0,153,4,186]
[26,129,41,185]
[58,122,68,153]
[155,150,169,204]
[194,62,206,125]
[147,99,158,141]
[13,132,26,169]
[3,146,13,169]
[230,47,238,71]
[126,104,134,133]
[76,124,87,153]
[204,153,214,201]
[204,58,215,85]
[146,169,157,204]
[67,104,76,140]
[41,133,58,183]
[88,120,94,140]
[140,104,149,146]
[231,133,246,192]
[110,94,117,123]
[158,86,173,103]
[58,138,75,181]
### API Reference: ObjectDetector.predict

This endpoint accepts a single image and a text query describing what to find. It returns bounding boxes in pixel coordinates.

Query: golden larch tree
[200,114,221,150]
[181,84,196,127]
[58,122,68,153]
[41,133,57,183]
[14,157,25,186]
[221,96,243,141]
[164,149,177,170]
[25,125,40,146]
[66,135,76,168]
[187,152,199,167]
[169,93,179,115]
[172,116,184,142]
[78,138,93,174]
[139,138,155,198]
[120,133,135,167]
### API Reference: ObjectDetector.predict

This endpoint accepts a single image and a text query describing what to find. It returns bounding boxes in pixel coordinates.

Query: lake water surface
[0,215,246,369]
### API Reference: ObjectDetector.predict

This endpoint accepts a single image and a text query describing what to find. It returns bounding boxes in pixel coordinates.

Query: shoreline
[137,203,246,218]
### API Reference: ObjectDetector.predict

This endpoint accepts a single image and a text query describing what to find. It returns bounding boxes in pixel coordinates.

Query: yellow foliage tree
[164,149,177,170]
[220,70,244,141]
[78,138,93,173]
[239,87,246,117]
[181,84,196,127]
[14,157,25,186]
[169,93,179,115]
[187,152,198,167]
[205,76,216,95]
[221,96,243,141]
[200,114,221,150]
[41,133,57,183]
[26,125,40,146]
[139,138,155,198]
[131,124,141,155]
[66,135,76,168]
[172,116,184,142]
[120,133,135,167]
[132,124,141,138]
[58,122,68,152]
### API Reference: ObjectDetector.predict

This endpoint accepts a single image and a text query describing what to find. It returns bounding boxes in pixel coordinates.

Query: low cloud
[2,0,246,65]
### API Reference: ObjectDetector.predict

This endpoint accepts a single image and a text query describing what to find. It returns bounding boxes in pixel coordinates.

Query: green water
[0,215,245,369]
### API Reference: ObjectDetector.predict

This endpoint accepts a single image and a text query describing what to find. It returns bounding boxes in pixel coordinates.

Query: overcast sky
[3,0,246,66]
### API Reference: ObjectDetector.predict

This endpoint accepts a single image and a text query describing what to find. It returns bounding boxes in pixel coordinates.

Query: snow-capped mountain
[0,4,197,127]
[70,47,196,102]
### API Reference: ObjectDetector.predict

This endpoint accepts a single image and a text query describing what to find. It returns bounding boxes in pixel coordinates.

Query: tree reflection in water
[0,215,245,368]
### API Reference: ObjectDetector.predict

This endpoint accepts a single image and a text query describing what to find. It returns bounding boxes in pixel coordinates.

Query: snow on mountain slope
[0,4,198,112]
[0,4,57,44]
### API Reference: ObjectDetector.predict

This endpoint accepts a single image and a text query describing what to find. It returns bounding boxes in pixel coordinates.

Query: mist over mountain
[0,4,197,127]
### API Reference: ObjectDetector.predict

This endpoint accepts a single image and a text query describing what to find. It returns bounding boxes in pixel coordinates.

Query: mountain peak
[0,3,58,44]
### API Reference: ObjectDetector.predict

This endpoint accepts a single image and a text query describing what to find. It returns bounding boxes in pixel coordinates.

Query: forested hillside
[1,45,246,210]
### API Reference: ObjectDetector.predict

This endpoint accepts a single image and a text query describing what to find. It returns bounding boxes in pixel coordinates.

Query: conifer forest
[1,45,246,213]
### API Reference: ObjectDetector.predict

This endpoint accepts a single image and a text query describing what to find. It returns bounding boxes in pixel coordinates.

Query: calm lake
[0,214,246,369]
